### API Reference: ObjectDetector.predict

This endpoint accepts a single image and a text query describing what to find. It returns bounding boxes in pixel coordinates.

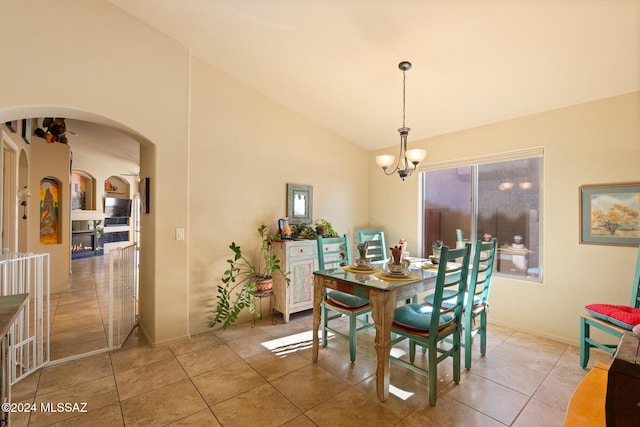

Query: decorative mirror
[287,184,313,225]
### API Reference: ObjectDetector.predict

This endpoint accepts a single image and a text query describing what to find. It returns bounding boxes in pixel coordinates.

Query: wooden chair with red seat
[579,245,640,368]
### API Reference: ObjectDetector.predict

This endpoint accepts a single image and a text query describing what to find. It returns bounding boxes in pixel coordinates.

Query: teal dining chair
[390,243,472,405]
[316,234,374,362]
[356,229,387,262]
[357,228,420,305]
[422,238,498,369]
[463,238,498,369]
[579,245,640,368]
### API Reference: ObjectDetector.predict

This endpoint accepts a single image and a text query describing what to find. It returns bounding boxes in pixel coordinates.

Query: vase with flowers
[389,245,405,273]
[430,240,444,265]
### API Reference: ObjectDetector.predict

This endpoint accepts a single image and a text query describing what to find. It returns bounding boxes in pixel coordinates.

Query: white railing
[108,244,137,348]
[0,251,50,385]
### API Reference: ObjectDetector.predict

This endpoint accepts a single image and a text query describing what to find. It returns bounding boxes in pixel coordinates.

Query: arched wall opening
[18,149,29,252]
[71,170,96,211]
[0,106,157,346]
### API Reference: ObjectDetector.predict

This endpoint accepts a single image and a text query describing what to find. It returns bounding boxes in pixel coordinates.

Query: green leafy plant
[314,218,339,237]
[211,225,290,330]
[357,241,369,259]
[289,219,339,239]
[291,223,317,239]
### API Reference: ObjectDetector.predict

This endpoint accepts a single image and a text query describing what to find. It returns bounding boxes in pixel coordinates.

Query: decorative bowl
[355,257,371,267]
[388,263,405,273]
[428,255,440,265]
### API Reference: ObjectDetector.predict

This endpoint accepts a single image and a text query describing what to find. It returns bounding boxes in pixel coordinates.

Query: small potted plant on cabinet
[314,218,339,237]
[211,225,290,330]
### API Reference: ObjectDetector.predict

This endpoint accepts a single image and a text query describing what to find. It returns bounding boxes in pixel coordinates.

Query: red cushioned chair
[579,245,640,368]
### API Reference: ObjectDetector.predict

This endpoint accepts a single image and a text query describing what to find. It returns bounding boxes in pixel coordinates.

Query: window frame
[420,148,544,282]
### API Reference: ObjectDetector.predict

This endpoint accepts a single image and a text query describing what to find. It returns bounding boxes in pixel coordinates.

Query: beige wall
[187,58,369,332]
[1,122,32,253]
[29,138,72,291]
[370,92,640,344]
[0,0,369,343]
[0,0,637,346]
[0,0,191,345]
[1,122,71,291]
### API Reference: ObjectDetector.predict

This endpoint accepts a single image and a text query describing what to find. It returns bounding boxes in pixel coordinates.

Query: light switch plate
[176,228,185,241]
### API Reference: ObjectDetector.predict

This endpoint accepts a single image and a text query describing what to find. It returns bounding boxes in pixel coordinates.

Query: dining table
[311,258,442,401]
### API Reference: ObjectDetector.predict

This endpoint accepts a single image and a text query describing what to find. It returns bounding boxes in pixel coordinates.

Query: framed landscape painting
[579,182,640,246]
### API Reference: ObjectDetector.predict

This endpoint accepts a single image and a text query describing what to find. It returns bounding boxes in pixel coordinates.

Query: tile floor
[10,257,612,426]
[49,256,113,361]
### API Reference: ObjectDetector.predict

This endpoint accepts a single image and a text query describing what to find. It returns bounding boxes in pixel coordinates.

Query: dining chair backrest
[468,238,498,308]
[317,234,352,270]
[429,244,472,332]
[356,229,387,262]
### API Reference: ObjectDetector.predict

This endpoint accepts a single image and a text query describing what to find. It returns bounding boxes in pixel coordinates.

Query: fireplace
[71,219,103,259]
[71,232,97,259]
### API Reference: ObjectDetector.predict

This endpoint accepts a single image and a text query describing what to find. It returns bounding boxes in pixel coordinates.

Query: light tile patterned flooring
[10,257,611,426]
[50,256,113,361]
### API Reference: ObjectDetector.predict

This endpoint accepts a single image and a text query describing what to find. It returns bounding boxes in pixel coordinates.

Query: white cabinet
[272,240,318,323]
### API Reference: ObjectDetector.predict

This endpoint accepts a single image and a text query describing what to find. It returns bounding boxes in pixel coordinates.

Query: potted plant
[314,218,339,237]
[211,225,290,330]
[356,241,370,266]
[291,223,317,239]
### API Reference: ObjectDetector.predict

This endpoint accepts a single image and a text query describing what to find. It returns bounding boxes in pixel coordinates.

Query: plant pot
[256,278,273,291]
[356,257,370,267]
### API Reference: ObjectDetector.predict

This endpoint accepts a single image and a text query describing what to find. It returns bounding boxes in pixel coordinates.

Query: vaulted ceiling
[107,0,640,150]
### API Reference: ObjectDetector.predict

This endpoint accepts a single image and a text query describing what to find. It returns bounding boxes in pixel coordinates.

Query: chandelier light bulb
[406,149,426,164]
[376,155,395,169]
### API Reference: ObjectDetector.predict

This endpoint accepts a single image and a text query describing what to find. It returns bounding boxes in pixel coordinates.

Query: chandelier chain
[402,69,406,128]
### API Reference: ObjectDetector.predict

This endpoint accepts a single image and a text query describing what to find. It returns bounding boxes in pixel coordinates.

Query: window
[422,151,543,281]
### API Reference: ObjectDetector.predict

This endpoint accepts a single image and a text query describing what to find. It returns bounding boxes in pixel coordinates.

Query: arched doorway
[1,109,151,362]
[1,132,18,252]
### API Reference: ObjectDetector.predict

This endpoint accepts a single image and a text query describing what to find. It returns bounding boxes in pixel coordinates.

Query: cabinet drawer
[288,244,316,257]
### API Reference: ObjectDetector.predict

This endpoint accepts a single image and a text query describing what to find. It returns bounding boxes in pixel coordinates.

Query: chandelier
[375,61,426,180]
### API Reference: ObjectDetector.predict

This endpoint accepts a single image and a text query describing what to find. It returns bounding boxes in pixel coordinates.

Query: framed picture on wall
[579,182,640,246]
[140,177,150,214]
[5,121,17,133]
[22,118,32,144]
[287,183,313,225]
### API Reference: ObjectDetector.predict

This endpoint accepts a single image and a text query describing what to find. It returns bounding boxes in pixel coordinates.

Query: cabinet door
[288,256,316,311]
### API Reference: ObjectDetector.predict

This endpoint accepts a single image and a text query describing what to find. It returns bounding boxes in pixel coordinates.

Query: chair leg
[579,317,589,368]
[322,304,328,348]
[349,313,357,363]
[464,321,473,370]
[479,311,487,356]
[428,341,438,405]
[453,330,461,383]
[409,339,420,363]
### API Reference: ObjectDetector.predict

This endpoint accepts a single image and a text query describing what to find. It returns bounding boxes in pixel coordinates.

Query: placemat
[374,271,420,281]
[343,265,380,274]
[421,263,453,271]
